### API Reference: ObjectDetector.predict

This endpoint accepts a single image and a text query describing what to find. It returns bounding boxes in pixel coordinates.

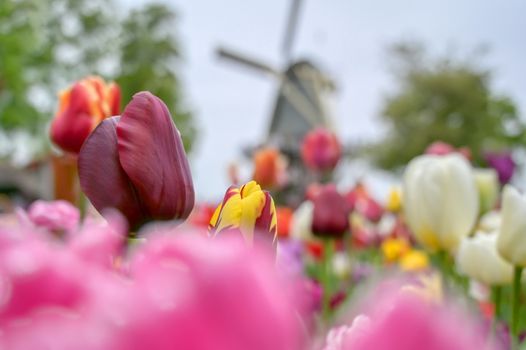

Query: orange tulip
[252,148,287,190]
[50,76,120,154]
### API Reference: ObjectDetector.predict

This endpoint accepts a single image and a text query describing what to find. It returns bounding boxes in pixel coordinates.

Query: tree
[117,4,196,152]
[369,42,523,170]
[0,0,196,160]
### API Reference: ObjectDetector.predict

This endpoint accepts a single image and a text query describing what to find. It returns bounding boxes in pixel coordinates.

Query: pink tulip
[323,285,501,350]
[113,234,305,350]
[27,200,80,234]
[78,92,195,229]
[301,128,342,172]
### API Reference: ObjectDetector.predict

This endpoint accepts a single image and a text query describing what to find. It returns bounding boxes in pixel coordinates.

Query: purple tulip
[485,151,516,185]
[78,92,195,229]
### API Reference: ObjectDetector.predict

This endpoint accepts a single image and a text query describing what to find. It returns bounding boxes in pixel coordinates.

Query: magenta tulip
[78,92,195,229]
[301,128,342,172]
[485,150,516,185]
[311,185,351,238]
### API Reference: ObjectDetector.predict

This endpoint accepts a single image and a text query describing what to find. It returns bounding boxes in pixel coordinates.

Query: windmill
[216,0,337,205]
[216,0,336,157]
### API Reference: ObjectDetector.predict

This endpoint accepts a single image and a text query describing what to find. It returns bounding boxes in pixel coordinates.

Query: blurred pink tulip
[301,128,342,172]
[115,234,304,350]
[0,219,305,350]
[27,200,80,234]
[323,286,501,350]
[425,141,471,160]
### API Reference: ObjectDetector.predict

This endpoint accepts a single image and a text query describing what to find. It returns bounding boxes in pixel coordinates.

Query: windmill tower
[216,0,337,204]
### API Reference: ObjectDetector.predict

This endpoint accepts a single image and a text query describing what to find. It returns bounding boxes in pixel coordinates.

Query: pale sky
[125,0,526,201]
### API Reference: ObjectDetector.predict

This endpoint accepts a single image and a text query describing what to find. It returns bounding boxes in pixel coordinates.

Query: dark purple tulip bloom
[78,91,195,229]
[311,184,351,239]
[485,151,516,185]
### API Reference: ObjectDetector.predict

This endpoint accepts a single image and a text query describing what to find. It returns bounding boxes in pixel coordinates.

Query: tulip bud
[50,76,121,154]
[301,128,341,172]
[403,154,479,253]
[78,92,194,230]
[290,201,316,241]
[209,181,277,247]
[497,186,526,266]
[425,141,455,156]
[485,150,516,185]
[425,141,471,160]
[386,187,402,213]
[311,185,351,239]
[457,232,513,285]
[252,148,288,189]
[473,168,499,215]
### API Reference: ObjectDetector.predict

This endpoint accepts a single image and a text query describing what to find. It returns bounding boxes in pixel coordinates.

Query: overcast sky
[125,0,525,201]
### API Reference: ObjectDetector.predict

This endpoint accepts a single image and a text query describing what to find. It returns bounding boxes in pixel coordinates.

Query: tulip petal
[78,116,146,227]
[116,92,195,221]
[50,83,96,154]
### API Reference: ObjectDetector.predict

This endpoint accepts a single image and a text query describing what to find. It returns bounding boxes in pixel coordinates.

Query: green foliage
[370,42,523,170]
[117,4,196,152]
[0,0,196,156]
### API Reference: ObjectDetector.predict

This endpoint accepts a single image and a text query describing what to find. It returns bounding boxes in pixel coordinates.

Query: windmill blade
[282,0,304,62]
[216,47,280,77]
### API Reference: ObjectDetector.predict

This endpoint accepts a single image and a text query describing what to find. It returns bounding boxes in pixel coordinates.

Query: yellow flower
[209,181,277,246]
[386,187,402,212]
[381,237,410,262]
[399,250,429,272]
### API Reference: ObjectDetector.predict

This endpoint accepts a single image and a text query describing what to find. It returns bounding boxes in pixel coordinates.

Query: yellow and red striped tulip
[209,181,277,248]
[50,76,121,154]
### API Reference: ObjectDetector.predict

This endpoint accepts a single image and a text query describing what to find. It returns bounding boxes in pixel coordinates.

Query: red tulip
[50,76,120,154]
[276,207,293,238]
[301,128,342,172]
[78,91,194,229]
[311,185,351,238]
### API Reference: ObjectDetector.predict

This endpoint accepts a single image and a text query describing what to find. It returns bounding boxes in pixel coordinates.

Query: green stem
[493,285,502,321]
[322,239,335,321]
[77,190,87,219]
[490,286,502,342]
[512,266,523,349]
[436,250,450,288]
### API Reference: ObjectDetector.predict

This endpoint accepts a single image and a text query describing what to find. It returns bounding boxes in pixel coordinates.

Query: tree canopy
[370,42,523,170]
[0,0,196,158]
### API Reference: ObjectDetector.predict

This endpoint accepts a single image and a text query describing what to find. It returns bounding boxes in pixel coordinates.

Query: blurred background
[0,0,525,207]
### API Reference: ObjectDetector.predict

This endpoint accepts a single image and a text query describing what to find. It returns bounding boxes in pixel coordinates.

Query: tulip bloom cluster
[0,206,304,350]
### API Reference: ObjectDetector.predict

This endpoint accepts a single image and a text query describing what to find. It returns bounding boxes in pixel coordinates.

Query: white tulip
[478,210,501,233]
[497,186,526,266]
[403,154,479,253]
[474,168,499,214]
[457,232,513,286]
[290,201,316,241]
